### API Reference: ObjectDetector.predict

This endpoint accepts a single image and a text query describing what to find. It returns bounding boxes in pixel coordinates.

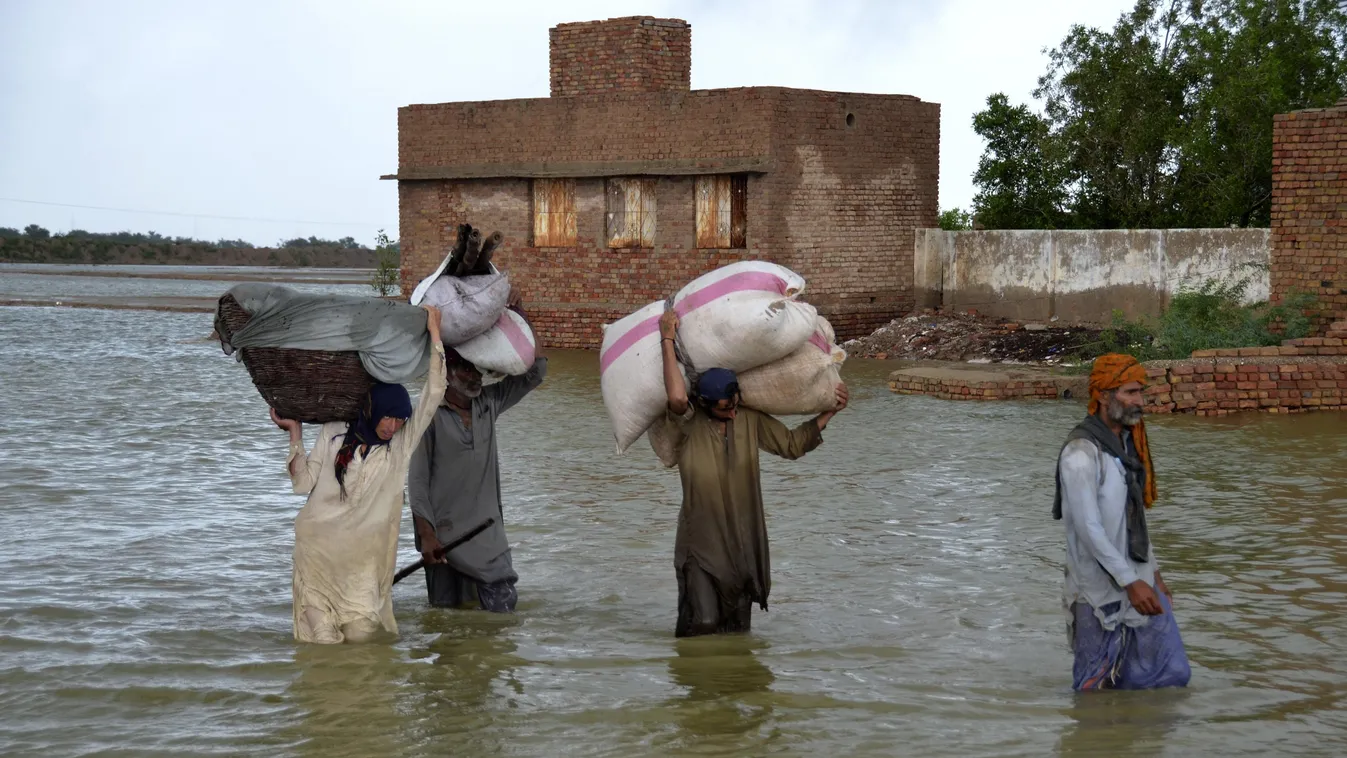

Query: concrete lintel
[380,156,773,181]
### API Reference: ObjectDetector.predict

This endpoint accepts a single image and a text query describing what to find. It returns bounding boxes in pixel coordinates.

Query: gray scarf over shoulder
[1052,414,1151,563]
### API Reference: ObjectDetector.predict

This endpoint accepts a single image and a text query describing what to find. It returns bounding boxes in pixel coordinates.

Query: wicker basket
[216,294,374,423]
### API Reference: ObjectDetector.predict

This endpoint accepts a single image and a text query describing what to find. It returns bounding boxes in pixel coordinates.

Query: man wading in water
[658,310,847,637]
[1054,353,1191,690]
[408,287,546,612]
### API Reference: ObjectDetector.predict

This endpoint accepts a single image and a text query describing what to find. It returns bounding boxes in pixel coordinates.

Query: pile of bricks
[1142,333,1347,417]
[888,374,1061,401]
[888,322,1347,417]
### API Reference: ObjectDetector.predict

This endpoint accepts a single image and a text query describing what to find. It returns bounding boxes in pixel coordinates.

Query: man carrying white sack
[658,310,848,637]
[408,287,547,612]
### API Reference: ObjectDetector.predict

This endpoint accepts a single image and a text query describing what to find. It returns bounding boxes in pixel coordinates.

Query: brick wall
[396,89,774,176]
[399,176,759,348]
[550,17,691,97]
[764,90,940,336]
[889,374,1060,401]
[1144,355,1346,416]
[883,323,1347,416]
[1271,103,1347,332]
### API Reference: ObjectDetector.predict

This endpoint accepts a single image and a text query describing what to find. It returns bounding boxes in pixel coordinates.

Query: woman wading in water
[271,304,447,644]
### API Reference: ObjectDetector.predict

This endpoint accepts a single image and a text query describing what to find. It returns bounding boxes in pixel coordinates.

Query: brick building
[1271,98,1347,333]
[386,16,940,348]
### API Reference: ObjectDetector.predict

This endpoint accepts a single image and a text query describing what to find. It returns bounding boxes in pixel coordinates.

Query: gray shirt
[408,358,547,583]
[1058,431,1158,632]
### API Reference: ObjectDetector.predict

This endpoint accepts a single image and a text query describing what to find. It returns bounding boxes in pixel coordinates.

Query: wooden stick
[391,517,496,585]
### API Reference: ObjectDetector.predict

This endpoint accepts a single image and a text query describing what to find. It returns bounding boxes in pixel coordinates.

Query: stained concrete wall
[915,228,1270,324]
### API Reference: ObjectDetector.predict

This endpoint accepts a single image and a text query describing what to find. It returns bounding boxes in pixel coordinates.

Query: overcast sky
[0,0,1136,247]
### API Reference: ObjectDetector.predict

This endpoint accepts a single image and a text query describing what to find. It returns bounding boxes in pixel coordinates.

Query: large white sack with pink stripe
[453,309,537,376]
[672,262,818,372]
[648,315,845,467]
[599,262,817,453]
[600,301,684,453]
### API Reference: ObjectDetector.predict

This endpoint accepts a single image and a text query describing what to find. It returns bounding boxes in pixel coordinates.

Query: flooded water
[1,282,1346,756]
[0,270,382,300]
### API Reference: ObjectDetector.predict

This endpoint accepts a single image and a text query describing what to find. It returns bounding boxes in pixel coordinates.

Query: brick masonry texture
[1271,104,1347,333]
[550,17,691,97]
[888,323,1347,417]
[888,376,1060,401]
[393,16,940,349]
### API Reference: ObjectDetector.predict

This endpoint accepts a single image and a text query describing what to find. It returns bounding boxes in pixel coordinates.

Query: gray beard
[448,377,482,399]
[1107,396,1144,427]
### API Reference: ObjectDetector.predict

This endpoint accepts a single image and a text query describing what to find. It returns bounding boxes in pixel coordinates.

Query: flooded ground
[0,271,1345,756]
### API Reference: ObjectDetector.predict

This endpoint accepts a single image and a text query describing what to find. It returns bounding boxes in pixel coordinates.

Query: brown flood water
[1,299,1345,757]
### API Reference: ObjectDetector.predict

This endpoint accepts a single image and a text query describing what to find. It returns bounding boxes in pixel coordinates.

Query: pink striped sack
[600,301,686,453]
[599,262,816,453]
[453,308,537,376]
[648,317,844,468]
[671,261,818,372]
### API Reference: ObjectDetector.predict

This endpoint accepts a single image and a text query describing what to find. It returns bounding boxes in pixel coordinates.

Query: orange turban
[1088,354,1157,507]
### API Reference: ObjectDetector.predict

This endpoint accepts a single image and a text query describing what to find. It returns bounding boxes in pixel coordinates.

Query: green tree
[971,94,1070,229]
[972,0,1347,229]
[1178,0,1347,226]
[938,208,973,230]
[23,224,50,239]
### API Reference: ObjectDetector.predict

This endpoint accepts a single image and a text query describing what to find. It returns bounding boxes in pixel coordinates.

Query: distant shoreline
[1,266,376,285]
[0,238,381,268]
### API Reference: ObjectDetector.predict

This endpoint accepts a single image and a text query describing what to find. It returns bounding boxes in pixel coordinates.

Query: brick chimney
[549,17,691,97]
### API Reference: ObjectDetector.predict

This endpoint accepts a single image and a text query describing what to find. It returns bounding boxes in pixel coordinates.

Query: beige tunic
[285,342,447,644]
[662,407,823,608]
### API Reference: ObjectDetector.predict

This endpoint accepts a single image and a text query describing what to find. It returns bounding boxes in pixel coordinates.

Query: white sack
[599,301,688,453]
[671,261,817,373]
[453,309,537,376]
[738,316,846,416]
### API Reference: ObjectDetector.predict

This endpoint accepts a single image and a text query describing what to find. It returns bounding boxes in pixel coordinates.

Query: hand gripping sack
[738,316,846,416]
[453,309,537,376]
[671,261,817,373]
[600,301,689,453]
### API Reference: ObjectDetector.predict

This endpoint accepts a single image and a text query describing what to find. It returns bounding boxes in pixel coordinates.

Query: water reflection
[2,300,1347,756]
[1055,689,1190,757]
[664,636,780,751]
[284,645,406,758]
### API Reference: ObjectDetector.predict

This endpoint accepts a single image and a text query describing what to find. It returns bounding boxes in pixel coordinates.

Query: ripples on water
[0,302,1344,757]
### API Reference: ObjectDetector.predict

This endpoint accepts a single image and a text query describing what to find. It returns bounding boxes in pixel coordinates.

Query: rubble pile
[844,309,1102,364]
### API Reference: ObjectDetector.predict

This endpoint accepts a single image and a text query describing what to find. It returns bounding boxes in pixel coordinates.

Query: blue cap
[695,368,740,402]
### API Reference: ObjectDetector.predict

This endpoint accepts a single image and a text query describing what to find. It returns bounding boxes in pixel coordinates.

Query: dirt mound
[844,310,1101,364]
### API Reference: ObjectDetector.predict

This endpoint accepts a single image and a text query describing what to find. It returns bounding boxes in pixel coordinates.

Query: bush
[369,229,399,296]
[1082,266,1318,362]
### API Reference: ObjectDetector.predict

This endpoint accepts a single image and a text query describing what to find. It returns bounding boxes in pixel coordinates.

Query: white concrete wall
[914,228,1271,323]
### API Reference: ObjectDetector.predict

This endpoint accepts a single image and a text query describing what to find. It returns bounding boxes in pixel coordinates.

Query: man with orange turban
[1053,353,1190,691]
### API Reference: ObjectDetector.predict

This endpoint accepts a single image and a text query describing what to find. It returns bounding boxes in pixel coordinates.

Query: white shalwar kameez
[284,342,446,644]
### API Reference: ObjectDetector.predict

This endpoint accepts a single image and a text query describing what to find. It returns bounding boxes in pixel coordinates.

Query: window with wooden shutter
[695,175,747,249]
[532,179,577,247]
[605,178,656,248]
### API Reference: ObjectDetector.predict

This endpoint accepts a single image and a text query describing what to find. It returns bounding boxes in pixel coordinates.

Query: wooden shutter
[532,179,577,246]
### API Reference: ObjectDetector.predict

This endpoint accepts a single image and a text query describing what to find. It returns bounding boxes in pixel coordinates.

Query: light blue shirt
[1058,433,1158,631]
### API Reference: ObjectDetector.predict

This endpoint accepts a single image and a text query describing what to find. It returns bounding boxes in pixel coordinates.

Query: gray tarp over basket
[216,283,432,383]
